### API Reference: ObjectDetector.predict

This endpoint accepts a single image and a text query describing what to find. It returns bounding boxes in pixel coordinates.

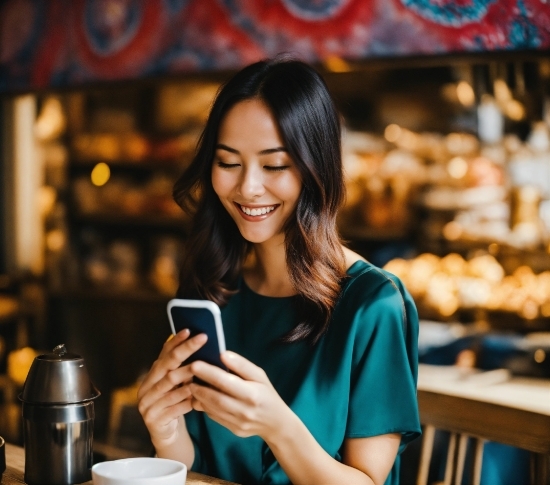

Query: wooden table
[1,443,237,485]
[417,364,550,485]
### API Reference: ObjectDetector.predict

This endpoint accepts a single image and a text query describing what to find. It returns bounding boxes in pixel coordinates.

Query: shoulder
[342,260,411,307]
[341,246,408,304]
[337,260,417,337]
[342,246,365,270]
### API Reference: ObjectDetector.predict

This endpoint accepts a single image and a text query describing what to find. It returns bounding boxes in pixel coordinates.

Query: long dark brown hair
[174,57,346,344]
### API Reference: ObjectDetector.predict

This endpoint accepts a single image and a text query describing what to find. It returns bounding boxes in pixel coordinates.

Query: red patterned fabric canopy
[1,0,549,91]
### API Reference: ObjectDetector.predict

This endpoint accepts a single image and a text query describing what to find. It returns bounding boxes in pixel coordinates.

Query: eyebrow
[216,143,287,155]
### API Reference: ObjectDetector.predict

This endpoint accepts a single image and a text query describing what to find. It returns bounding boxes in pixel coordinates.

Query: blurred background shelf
[69,160,184,172]
[72,212,189,231]
[340,225,411,242]
[48,287,171,303]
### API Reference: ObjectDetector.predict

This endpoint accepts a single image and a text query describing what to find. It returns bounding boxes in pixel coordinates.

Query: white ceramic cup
[91,457,187,485]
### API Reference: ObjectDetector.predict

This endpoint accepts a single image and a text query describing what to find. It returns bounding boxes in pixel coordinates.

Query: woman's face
[212,99,302,246]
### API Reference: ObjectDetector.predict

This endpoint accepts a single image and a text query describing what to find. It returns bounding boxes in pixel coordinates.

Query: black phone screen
[170,306,225,369]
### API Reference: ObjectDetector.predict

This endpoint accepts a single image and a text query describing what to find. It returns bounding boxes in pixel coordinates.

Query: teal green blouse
[187,260,421,484]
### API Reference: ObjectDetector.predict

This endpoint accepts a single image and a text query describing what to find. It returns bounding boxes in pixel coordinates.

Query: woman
[138,57,421,485]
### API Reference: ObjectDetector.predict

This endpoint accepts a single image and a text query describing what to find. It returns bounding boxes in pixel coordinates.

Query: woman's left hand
[189,351,288,440]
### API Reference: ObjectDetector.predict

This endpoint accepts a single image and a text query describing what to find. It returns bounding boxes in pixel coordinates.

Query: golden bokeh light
[384,124,402,143]
[521,300,538,320]
[456,81,475,107]
[534,349,546,364]
[493,79,512,103]
[46,230,66,252]
[91,162,111,186]
[443,221,463,240]
[398,129,419,150]
[324,56,351,73]
[505,100,526,121]
[447,156,468,179]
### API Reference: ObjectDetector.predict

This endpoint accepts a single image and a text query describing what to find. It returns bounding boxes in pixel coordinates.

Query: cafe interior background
[0,0,549,484]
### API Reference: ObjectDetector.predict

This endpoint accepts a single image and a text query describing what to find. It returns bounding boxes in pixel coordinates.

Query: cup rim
[91,457,186,481]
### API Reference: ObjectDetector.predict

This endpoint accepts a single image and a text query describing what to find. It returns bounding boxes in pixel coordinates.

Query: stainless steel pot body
[22,401,94,485]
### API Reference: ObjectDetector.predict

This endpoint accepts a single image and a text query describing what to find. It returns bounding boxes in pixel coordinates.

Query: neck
[244,236,296,297]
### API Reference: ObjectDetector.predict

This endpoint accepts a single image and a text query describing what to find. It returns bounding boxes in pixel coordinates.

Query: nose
[239,165,265,199]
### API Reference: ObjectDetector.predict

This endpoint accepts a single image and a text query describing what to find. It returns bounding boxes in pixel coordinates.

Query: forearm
[153,416,195,469]
[264,410,374,485]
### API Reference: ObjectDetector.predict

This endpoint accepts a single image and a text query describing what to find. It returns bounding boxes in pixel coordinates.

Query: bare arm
[267,409,400,485]
[152,416,195,465]
[263,406,399,485]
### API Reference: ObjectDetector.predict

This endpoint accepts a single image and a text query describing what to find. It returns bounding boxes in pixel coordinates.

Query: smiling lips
[236,203,279,219]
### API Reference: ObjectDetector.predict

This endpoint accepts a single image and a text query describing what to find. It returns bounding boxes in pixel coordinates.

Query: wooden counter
[417,364,550,485]
[418,364,550,416]
[1,443,237,485]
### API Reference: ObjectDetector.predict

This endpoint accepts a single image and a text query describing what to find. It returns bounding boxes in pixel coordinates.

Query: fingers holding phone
[137,329,208,447]
[138,329,207,397]
[138,298,227,448]
[188,352,290,440]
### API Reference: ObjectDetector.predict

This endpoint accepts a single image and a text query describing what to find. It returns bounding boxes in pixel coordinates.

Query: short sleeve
[345,270,421,448]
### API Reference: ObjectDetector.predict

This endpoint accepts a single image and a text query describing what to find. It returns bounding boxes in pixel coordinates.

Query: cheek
[211,168,231,198]
[277,175,302,205]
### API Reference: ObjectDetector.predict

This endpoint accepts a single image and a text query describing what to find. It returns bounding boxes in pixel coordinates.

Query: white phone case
[167,298,227,354]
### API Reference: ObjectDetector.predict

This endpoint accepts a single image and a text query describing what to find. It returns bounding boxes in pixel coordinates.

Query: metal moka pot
[19,344,100,485]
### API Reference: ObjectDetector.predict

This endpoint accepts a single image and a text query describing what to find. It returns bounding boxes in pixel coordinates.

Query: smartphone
[167,298,227,370]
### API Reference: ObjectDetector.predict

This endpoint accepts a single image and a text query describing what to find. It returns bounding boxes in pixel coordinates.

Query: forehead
[218,99,284,147]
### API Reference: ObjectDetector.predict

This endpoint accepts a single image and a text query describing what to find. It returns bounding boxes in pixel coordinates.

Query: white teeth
[240,205,275,216]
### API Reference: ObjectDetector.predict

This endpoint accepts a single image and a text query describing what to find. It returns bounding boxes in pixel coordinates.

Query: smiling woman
[211,99,302,249]
[137,57,421,485]
[173,57,346,334]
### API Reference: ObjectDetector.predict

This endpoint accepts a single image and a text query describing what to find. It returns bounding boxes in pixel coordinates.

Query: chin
[236,227,280,245]
[239,232,273,244]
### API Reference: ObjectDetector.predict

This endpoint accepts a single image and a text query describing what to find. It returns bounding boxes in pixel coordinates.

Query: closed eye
[264,165,289,172]
[216,161,240,169]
